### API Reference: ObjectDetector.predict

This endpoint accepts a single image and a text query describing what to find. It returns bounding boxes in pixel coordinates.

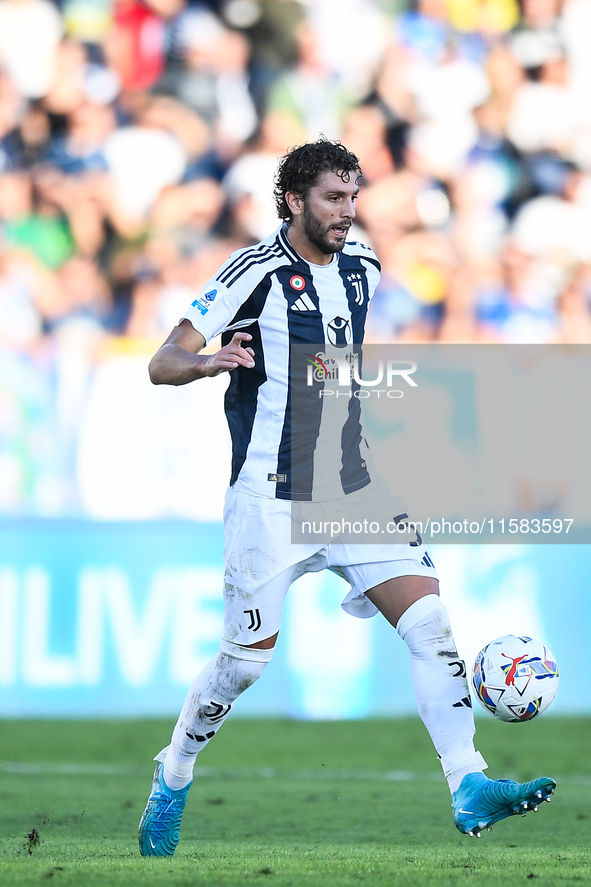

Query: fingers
[225,347,255,369]
[230,331,252,346]
[205,333,255,375]
[225,332,255,368]
[216,354,254,370]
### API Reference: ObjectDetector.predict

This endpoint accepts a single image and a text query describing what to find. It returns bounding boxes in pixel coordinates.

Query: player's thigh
[336,547,438,624]
[364,573,440,629]
[221,487,316,645]
[222,559,304,645]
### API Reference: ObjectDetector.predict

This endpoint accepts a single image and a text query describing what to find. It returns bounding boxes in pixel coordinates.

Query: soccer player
[139,138,555,856]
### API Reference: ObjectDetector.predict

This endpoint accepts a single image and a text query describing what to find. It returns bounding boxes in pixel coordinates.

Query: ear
[285,190,304,217]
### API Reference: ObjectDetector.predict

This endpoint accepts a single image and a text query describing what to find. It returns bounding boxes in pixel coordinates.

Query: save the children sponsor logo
[326,316,351,347]
[304,351,418,399]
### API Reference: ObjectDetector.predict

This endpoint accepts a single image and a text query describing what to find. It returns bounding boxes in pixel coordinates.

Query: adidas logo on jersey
[291,292,316,312]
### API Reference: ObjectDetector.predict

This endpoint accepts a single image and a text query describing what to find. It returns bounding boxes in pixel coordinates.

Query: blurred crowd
[2,0,591,351]
[3,0,591,514]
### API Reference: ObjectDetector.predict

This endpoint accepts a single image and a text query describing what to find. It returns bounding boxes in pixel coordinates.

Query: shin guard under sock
[396,595,486,792]
[159,639,274,789]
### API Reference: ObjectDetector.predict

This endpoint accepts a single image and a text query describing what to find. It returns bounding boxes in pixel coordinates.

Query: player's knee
[396,594,454,652]
[216,638,275,692]
[220,637,276,662]
[241,630,279,651]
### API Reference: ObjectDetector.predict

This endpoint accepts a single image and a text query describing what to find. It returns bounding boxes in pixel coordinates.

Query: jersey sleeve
[181,279,240,344]
[362,254,381,305]
[181,236,280,342]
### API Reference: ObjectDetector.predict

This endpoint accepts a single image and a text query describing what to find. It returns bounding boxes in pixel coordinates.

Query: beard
[302,204,349,256]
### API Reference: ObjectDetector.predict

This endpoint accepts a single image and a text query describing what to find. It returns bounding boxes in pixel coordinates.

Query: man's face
[300,169,361,257]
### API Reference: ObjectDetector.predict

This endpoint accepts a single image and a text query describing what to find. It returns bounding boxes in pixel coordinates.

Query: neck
[285,224,334,266]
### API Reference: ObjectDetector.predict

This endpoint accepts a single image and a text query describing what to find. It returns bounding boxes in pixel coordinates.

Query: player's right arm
[149,319,255,386]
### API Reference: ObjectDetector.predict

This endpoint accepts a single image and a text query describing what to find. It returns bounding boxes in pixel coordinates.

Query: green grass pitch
[0,716,589,886]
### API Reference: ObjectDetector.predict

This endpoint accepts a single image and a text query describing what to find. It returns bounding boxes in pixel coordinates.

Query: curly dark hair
[273,138,362,223]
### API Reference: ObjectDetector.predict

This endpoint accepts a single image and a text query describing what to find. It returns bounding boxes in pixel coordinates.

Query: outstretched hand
[149,323,256,386]
[202,332,255,376]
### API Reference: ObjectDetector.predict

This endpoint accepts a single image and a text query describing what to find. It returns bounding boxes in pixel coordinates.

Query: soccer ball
[472,635,559,723]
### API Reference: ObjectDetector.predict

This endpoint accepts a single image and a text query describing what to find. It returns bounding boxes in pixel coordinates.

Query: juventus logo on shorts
[244,608,262,631]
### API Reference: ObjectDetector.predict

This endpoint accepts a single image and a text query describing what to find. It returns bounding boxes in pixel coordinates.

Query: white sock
[158,639,274,790]
[396,594,487,794]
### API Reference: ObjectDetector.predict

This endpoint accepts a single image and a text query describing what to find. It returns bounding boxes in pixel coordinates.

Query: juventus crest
[347,272,364,306]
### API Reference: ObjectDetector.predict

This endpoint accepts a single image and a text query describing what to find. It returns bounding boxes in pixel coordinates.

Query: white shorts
[221,486,438,645]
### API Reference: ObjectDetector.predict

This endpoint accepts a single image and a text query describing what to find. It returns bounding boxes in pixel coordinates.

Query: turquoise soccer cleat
[138,763,192,856]
[452,772,556,838]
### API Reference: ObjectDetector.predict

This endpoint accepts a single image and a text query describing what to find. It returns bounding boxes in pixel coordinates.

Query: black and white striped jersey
[182,225,381,501]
